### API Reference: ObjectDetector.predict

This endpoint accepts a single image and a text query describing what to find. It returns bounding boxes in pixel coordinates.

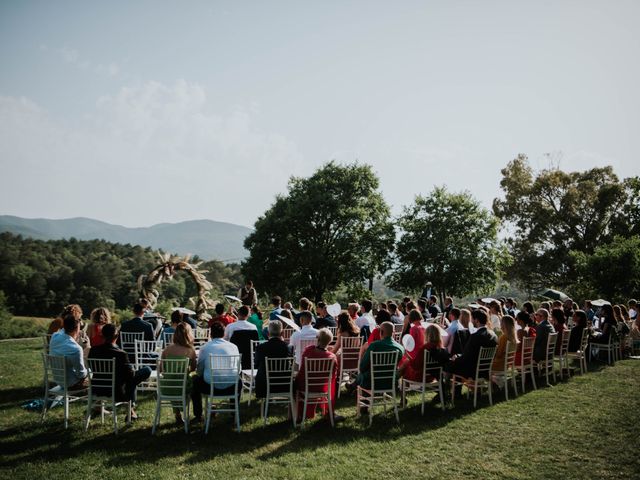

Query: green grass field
[1,338,639,480]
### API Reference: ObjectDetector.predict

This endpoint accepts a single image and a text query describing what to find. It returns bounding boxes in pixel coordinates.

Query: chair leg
[473,384,478,408]
[64,395,69,429]
[504,376,509,401]
[301,396,308,428]
[393,392,399,424]
[450,379,456,406]
[263,399,269,425]
[152,397,161,435]
[235,397,240,433]
[512,373,518,397]
[328,396,335,428]
[291,396,297,428]
[84,399,92,432]
[185,400,190,434]
[204,398,211,434]
[113,402,119,435]
[488,381,493,406]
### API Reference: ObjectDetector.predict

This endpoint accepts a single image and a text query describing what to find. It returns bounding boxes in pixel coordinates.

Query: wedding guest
[87,307,111,347]
[160,322,197,424]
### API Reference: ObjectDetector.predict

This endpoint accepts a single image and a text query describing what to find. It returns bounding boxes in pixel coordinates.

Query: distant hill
[0,215,251,262]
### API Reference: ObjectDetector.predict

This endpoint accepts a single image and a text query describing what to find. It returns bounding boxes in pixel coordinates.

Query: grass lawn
[1,338,639,479]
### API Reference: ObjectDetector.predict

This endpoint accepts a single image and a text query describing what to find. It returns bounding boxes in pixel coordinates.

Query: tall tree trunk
[368,274,374,292]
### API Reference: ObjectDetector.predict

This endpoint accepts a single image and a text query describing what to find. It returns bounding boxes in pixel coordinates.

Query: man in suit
[254,320,293,398]
[533,308,555,362]
[314,301,336,329]
[120,303,155,342]
[447,309,497,379]
[88,324,152,419]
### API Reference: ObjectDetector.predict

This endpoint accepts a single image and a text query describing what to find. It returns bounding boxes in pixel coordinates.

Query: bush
[0,316,50,340]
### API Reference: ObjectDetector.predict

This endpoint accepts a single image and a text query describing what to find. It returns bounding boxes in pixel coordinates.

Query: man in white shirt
[355,299,376,332]
[224,305,258,340]
[290,311,318,366]
[443,308,462,354]
[49,314,88,389]
[192,322,241,421]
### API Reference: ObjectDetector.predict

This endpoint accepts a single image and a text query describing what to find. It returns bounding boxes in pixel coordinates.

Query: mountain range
[0,215,252,262]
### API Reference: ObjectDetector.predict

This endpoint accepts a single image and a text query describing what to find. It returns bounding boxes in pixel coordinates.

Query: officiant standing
[238,280,258,306]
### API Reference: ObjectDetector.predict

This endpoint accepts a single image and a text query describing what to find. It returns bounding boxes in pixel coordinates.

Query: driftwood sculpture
[137,252,215,322]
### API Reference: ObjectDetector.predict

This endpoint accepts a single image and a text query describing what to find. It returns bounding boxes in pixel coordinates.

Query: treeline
[0,233,243,317]
[242,158,640,304]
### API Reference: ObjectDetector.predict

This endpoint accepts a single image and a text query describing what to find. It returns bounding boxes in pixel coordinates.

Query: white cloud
[0,81,304,227]
[43,44,121,79]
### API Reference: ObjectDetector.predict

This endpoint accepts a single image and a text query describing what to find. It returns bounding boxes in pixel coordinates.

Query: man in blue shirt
[192,322,242,421]
[49,314,88,389]
[269,296,284,320]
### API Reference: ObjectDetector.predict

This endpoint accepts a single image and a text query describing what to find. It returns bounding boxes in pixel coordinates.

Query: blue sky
[1,1,638,227]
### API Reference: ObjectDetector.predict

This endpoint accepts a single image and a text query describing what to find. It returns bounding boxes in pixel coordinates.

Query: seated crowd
[44,290,638,428]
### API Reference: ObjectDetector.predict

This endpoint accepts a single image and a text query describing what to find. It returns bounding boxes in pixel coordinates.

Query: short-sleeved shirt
[197,338,240,388]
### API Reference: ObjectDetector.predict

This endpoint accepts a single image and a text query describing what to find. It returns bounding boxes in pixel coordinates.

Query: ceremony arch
[137,252,215,322]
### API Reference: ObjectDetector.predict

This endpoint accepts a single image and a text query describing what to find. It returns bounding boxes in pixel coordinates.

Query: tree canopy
[493,154,640,292]
[571,235,640,303]
[389,187,506,299]
[242,161,394,302]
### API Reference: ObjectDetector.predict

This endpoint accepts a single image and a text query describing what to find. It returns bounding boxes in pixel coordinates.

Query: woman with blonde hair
[87,307,111,347]
[492,315,518,372]
[400,324,451,382]
[161,322,197,425]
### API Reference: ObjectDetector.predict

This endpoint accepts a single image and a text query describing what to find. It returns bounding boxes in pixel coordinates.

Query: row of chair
[40,324,608,433]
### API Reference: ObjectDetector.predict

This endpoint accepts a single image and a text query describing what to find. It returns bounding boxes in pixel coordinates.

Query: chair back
[158,357,189,399]
[559,329,570,356]
[208,354,241,393]
[281,327,294,344]
[520,336,535,366]
[474,346,497,379]
[392,329,402,342]
[42,334,53,353]
[250,339,266,371]
[265,357,294,395]
[505,341,517,371]
[340,336,362,371]
[546,333,558,362]
[297,339,317,359]
[44,353,68,387]
[422,349,443,383]
[87,358,116,399]
[194,327,209,347]
[303,357,335,393]
[229,329,260,369]
[327,326,338,339]
[370,350,400,392]
[135,340,159,370]
[163,331,175,346]
[121,332,144,361]
[579,328,590,352]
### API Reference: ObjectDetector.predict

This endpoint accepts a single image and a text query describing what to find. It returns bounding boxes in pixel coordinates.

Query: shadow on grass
[0,386,43,410]
[0,384,522,469]
[0,361,615,469]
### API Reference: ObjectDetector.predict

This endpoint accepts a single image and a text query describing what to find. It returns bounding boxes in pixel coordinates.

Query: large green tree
[571,235,640,303]
[242,161,394,302]
[389,187,506,300]
[493,155,640,292]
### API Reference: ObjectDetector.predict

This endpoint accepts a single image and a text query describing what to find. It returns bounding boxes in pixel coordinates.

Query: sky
[1,1,639,228]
